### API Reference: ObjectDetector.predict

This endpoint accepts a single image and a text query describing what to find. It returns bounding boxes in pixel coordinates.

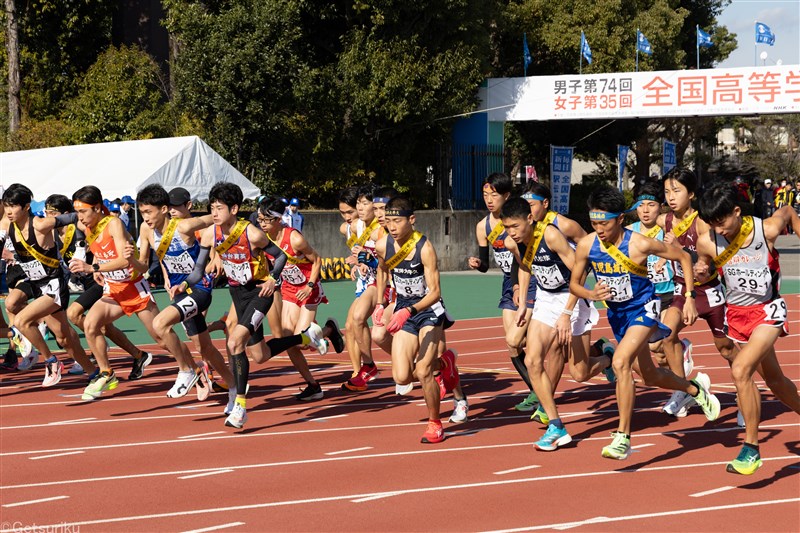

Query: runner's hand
[683,298,698,326]
[467,257,481,269]
[555,314,571,346]
[372,304,385,326]
[514,305,527,328]
[589,281,611,301]
[258,277,276,297]
[387,307,411,334]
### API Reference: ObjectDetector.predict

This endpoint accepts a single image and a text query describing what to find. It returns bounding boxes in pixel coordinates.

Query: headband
[521,192,546,201]
[385,208,414,217]
[373,196,391,204]
[589,210,624,221]
[73,200,96,210]
[635,194,658,202]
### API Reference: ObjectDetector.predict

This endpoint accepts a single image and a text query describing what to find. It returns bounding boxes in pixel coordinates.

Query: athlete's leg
[14,295,60,360]
[83,299,126,372]
[414,325,444,422]
[756,347,800,413]
[281,299,318,386]
[351,285,376,364]
[143,302,194,372]
[569,331,610,382]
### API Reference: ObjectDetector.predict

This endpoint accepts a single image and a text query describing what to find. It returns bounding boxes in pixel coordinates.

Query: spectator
[734,176,751,203]
[248,195,266,226]
[774,179,793,208]
[120,195,136,236]
[284,197,304,231]
[753,180,773,218]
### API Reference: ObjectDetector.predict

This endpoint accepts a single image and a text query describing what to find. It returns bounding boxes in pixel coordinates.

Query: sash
[215,220,248,255]
[385,231,423,271]
[486,219,505,245]
[13,223,60,269]
[713,216,754,269]
[522,222,547,269]
[347,218,379,249]
[59,224,76,257]
[643,224,661,239]
[672,211,698,238]
[600,239,648,277]
[86,216,112,245]
[155,219,180,262]
[269,230,310,265]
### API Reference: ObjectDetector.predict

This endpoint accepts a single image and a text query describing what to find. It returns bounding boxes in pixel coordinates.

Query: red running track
[1,296,799,532]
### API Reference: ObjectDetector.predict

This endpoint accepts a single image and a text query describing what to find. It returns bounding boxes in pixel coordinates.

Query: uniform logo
[755,242,763,250]
[410,262,421,268]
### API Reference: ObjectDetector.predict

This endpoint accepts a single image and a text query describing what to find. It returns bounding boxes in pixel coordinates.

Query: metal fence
[436,143,507,210]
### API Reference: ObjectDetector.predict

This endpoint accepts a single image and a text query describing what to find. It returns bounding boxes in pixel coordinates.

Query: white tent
[0,136,260,202]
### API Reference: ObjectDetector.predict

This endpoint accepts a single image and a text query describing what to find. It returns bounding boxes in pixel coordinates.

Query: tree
[741,115,800,181]
[4,0,19,135]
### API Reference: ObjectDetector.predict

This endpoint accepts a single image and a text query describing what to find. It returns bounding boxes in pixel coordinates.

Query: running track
[1,296,799,532]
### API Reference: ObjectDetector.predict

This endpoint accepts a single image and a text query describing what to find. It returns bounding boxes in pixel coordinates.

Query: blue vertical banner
[663,140,676,175]
[617,145,629,192]
[550,146,574,214]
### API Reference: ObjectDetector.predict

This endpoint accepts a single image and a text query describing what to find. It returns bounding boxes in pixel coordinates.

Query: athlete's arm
[374,236,389,323]
[693,230,717,283]
[546,225,575,271]
[128,222,150,274]
[554,214,587,243]
[177,213,214,240]
[172,246,211,297]
[570,235,601,301]
[764,206,800,244]
[468,218,489,271]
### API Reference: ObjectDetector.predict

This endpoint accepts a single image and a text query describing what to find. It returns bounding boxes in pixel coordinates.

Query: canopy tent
[0,136,260,202]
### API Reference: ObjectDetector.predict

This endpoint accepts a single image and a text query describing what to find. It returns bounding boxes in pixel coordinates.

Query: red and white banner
[485,65,800,121]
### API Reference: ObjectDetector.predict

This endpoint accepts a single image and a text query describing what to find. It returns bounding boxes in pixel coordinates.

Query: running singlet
[9,221,61,282]
[664,212,720,290]
[154,225,213,292]
[87,218,140,284]
[519,227,570,293]
[387,234,445,315]
[714,217,780,307]
[588,229,656,312]
[631,221,675,295]
[272,226,312,286]
[214,223,269,287]
[485,216,513,275]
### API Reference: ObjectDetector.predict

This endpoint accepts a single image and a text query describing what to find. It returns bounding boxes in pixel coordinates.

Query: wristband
[409,306,419,316]
[181,281,189,290]
[561,309,573,316]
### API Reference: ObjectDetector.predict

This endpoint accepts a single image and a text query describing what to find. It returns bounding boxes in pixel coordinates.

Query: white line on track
[2,495,69,508]
[29,451,84,460]
[178,431,226,439]
[690,486,735,498]
[304,414,348,422]
[324,447,373,456]
[181,522,245,533]
[178,470,234,480]
[350,492,401,503]
[48,417,96,425]
[478,498,800,532]
[493,465,542,475]
[631,443,655,449]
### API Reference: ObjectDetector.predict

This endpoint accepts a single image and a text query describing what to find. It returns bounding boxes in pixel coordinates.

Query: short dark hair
[663,167,698,194]
[45,194,73,214]
[698,181,739,223]
[587,186,625,214]
[136,184,169,208]
[338,186,358,208]
[385,195,413,215]
[520,181,551,201]
[208,182,243,209]
[72,185,103,206]
[374,186,398,202]
[634,180,663,202]
[357,183,378,202]
[501,196,531,220]
[484,172,513,195]
[258,196,287,217]
[2,184,33,207]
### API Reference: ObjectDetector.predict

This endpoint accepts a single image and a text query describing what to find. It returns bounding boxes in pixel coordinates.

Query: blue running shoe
[535,423,572,451]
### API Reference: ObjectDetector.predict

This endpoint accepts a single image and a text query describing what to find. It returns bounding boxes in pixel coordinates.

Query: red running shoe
[342,363,378,392]
[439,349,459,392]
[434,374,446,400]
[420,419,444,444]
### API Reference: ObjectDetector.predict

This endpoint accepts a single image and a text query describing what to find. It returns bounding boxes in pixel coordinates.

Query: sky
[716,0,800,68]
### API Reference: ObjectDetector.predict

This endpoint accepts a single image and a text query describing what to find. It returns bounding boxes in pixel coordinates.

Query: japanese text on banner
[550,146,573,214]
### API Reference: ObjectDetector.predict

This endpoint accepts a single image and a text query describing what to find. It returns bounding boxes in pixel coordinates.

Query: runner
[695,182,800,475]
[570,186,720,460]
[374,196,459,443]
[367,186,399,358]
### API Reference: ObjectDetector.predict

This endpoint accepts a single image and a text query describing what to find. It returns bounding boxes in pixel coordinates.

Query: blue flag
[581,31,592,64]
[697,27,713,48]
[636,31,652,55]
[523,33,532,75]
[755,22,775,46]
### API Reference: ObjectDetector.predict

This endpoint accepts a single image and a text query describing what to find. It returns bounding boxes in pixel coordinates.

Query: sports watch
[684,290,696,298]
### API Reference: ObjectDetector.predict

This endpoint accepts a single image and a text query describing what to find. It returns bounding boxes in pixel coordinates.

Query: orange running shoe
[439,349,459,392]
[420,419,444,444]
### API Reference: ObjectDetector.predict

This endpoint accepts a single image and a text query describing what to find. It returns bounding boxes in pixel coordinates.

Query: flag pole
[696,25,700,69]
[754,21,757,66]
[579,32,583,75]
[523,32,527,76]
[635,28,639,72]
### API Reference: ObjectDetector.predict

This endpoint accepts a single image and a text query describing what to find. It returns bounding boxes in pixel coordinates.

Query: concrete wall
[298,210,485,272]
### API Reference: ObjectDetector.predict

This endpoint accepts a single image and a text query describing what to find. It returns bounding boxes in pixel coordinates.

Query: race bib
[281,264,307,285]
[647,256,670,285]
[162,251,195,274]
[394,275,426,298]
[674,261,684,279]
[223,261,253,285]
[533,263,567,290]
[705,285,726,308]
[100,261,131,282]
[726,266,770,297]
[19,260,47,281]
[596,274,633,303]
[175,294,199,320]
[765,298,788,322]
[493,249,513,274]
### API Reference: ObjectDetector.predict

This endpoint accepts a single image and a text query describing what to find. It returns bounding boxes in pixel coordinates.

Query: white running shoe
[681,338,694,377]
[302,322,328,356]
[224,404,247,428]
[449,399,469,423]
[17,346,40,371]
[12,327,33,358]
[68,361,85,375]
[42,359,63,387]
[663,390,694,417]
[395,382,414,395]
[167,370,200,398]
[224,387,237,415]
[195,361,211,402]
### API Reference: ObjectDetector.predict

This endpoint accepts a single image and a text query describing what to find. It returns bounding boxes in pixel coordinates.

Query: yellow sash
[59,224,76,257]
[347,218,379,250]
[643,224,661,239]
[269,229,310,265]
[672,211,698,238]
[155,218,180,262]
[522,222,547,269]
[600,238,648,277]
[486,219,505,245]
[385,231,424,271]
[86,216,112,245]
[215,220,249,255]
[13,223,60,269]
[713,216,754,269]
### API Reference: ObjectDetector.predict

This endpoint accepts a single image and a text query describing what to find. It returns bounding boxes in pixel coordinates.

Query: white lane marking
[479,498,800,533]
[178,470,234,480]
[351,492,401,503]
[304,414,348,422]
[631,443,654,449]
[2,495,69,508]
[29,451,85,460]
[324,447,373,456]
[690,485,736,498]
[181,522,245,533]
[494,465,542,475]
[178,431,226,440]
[49,417,97,425]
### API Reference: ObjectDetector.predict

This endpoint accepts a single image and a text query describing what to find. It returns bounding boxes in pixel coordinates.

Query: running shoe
[726,445,762,475]
[295,382,323,401]
[81,370,119,401]
[449,399,469,423]
[0,349,18,371]
[324,317,345,354]
[212,380,230,394]
[224,387,237,415]
[17,346,40,371]
[435,374,446,400]
[601,431,631,460]
[535,424,572,451]
[41,358,63,387]
[167,370,200,398]
[302,322,328,355]
[395,382,413,395]
[531,405,550,425]
[68,361,85,375]
[195,361,211,401]
[691,372,720,421]
[515,390,539,412]
[439,349,459,391]
[420,419,444,444]
[224,403,247,428]
[128,351,153,381]
[681,338,694,377]
[11,327,32,358]
[342,363,378,392]
[663,390,694,417]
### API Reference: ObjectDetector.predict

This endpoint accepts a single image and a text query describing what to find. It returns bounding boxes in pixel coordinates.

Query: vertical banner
[663,140,676,175]
[550,146,574,214]
[617,145,629,192]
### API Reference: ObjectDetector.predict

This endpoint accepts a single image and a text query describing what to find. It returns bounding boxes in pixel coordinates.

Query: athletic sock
[235,396,246,409]
[550,418,564,429]
[45,355,57,364]
[743,442,759,452]
[266,334,303,357]
[511,351,533,390]
[230,352,249,396]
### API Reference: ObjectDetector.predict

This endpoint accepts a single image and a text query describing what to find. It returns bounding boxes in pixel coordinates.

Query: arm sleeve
[264,241,288,280]
[54,212,79,228]
[511,259,520,285]
[183,246,210,286]
[477,245,490,273]
[683,247,698,264]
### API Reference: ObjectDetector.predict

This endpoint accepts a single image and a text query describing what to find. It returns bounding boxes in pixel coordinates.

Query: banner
[617,145,629,191]
[663,140,676,175]
[550,146,573,214]
[485,64,800,122]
